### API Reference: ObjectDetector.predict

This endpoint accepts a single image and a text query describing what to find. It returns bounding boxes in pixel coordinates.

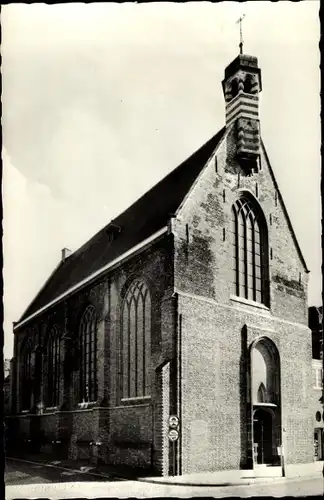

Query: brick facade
[10,237,175,474]
[8,52,316,478]
[172,127,313,474]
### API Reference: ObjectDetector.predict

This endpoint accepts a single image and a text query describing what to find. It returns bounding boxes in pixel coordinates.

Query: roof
[17,127,226,325]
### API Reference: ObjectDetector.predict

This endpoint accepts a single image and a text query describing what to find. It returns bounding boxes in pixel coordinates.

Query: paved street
[5,458,120,485]
[5,458,324,498]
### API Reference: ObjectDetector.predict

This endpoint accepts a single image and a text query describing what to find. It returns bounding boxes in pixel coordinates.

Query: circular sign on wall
[169,415,179,429]
[168,429,179,442]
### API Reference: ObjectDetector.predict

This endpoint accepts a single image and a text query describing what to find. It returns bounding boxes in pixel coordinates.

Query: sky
[2,2,321,359]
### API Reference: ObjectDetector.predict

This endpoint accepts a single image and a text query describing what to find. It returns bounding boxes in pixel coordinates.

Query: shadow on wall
[239,325,252,469]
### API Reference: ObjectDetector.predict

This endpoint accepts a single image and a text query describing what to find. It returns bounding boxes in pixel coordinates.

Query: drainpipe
[170,290,180,476]
[322,310,324,476]
[321,46,324,475]
[281,428,286,477]
[177,308,182,476]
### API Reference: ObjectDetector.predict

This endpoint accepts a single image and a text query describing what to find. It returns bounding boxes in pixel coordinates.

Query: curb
[140,473,323,488]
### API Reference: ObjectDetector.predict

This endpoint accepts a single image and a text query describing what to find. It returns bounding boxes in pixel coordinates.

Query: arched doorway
[251,338,281,468]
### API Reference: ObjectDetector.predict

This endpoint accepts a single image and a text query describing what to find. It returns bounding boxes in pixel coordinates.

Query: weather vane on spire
[236,14,245,54]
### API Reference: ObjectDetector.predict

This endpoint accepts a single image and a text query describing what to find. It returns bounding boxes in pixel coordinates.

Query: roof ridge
[69,127,226,258]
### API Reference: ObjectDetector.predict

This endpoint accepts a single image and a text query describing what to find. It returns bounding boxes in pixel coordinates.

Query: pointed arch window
[21,338,33,410]
[121,280,151,400]
[257,382,267,403]
[79,305,97,402]
[46,325,61,407]
[231,196,269,305]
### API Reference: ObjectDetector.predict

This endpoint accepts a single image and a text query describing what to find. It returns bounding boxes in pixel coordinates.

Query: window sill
[120,396,151,404]
[77,401,98,410]
[313,387,323,391]
[230,295,270,312]
[44,406,59,413]
[253,402,277,407]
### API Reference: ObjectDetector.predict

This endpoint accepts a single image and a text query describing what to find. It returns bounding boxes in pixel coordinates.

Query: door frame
[253,406,276,466]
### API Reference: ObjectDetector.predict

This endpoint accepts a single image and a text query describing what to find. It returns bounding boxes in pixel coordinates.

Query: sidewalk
[142,469,323,487]
[6,453,323,488]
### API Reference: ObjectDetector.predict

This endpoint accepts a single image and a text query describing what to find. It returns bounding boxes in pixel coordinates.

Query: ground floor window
[314,428,323,461]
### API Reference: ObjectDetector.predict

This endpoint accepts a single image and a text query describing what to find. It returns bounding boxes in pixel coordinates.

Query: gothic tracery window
[21,338,33,410]
[79,305,97,402]
[121,280,151,400]
[231,196,269,305]
[46,325,61,407]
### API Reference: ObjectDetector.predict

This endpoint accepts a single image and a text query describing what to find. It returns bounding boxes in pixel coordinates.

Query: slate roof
[18,127,226,324]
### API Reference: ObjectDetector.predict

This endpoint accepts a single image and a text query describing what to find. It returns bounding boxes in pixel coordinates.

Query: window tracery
[45,325,61,407]
[79,305,97,402]
[231,196,269,304]
[121,280,151,399]
[21,338,33,410]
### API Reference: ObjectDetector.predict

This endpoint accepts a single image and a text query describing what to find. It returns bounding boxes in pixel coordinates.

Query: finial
[236,14,245,55]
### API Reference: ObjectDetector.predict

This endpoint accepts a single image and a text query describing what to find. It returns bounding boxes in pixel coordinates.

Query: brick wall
[12,236,175,473]
[173,130,308,325]
[162,361,171,476]
[108,404,153,468]
[173,128,312,474]
[177,294,313,473]
[70,409,99,460]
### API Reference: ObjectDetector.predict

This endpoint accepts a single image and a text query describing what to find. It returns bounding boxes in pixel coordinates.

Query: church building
[8,49,315,478]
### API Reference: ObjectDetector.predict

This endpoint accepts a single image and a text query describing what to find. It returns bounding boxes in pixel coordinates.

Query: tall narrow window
[231,196,268,304]
[79,305,97,402]
[21,338,33,410]
[121,280,151,399]
[46,325,61,407]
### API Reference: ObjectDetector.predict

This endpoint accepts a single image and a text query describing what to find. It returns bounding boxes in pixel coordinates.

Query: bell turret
[222,53,262,174]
